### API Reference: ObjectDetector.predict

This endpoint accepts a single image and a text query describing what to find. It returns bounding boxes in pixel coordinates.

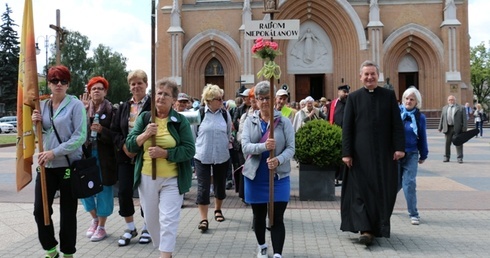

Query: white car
[0,122,15,134]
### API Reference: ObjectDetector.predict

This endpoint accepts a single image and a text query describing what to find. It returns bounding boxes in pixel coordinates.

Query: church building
[155,0,471,117]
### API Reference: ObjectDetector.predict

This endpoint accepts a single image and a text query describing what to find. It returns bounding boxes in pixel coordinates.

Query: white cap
[240,89,250,97]
[275,89,288,97]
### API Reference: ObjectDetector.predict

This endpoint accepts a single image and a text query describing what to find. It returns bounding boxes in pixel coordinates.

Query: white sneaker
[410,217,420,225]
[257,246,268,258]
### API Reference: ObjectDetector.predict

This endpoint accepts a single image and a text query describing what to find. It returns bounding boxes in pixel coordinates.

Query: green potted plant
[294,119,343,201]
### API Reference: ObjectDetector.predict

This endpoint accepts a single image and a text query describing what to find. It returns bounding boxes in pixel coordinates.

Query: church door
[398,72,418,102]
[204,58,225,89]
[295,74,324,102]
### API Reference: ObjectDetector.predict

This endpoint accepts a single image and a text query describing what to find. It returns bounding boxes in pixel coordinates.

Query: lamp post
[35,35,56,95]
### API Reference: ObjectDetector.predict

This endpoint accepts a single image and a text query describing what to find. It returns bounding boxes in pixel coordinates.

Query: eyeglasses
[212,97,223,102]
[156,92,173,98]
[91,87,105,91]
[49,79,69,85]
[257,97,271,102]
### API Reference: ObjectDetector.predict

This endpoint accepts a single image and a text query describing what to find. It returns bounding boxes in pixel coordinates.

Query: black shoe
[226,181,233,190]
[359,232,374,245]
[458,158,463,164]
[443,158,449,162]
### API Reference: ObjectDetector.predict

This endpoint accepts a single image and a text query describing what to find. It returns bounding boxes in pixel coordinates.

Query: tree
[60,30,93,96]
[0,4,131,113]
[89,44,131,104]
[0,4,20,114]
[470,42,490,110]
[58,30,130,104]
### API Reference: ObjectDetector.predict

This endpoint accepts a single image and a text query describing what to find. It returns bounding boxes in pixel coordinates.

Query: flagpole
[150,0,157,179]
[17,0,50,226]
[35,108,50,226]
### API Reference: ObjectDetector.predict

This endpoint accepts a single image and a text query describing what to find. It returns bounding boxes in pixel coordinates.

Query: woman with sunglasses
[79,76,117,242]
[194,84,232,232]
[31,65,87,258]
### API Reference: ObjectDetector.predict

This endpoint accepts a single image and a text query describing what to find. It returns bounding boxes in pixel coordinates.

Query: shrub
[294,119,343,168]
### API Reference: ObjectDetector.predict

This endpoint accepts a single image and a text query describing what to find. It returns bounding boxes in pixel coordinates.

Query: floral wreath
[251,37,282,79]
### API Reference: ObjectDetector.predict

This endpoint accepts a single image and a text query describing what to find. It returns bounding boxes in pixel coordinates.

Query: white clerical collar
[363,86,377,92]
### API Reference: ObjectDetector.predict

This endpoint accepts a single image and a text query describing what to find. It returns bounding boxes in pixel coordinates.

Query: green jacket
[126,109,195,195]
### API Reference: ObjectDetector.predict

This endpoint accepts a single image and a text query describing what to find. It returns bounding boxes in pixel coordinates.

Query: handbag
[49,101,103,198]
[68,156,102,198]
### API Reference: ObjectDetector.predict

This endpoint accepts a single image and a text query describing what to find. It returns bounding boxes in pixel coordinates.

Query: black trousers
[251,202,288,255]
[34,167,78,255]
[194,159,229,204]
[117,162,146,218]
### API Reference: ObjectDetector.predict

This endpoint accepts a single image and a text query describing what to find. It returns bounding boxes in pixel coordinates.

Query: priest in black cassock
[340,60,405,245]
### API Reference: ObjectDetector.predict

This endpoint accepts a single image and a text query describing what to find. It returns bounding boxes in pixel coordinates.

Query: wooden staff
[268,75,275,228]
[264,1,280,228]
[150,0,157,179]
[35,101,50,225]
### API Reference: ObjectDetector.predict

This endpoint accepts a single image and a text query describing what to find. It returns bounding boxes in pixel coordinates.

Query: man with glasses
[438,95,467,163]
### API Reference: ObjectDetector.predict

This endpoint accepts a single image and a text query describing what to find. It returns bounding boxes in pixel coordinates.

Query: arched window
[205,58,224,76]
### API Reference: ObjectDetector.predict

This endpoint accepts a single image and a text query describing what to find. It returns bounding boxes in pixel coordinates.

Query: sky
[1,0,489,82]
[2,0,152,81]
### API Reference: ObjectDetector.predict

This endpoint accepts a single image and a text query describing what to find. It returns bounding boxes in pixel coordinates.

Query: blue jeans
[398,151,419,218]
[476,121,483,136]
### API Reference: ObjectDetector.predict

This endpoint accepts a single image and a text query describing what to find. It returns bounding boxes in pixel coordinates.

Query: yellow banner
[16,0,39,192]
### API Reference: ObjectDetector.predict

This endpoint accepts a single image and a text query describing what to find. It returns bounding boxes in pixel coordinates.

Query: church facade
[156,0,471,117]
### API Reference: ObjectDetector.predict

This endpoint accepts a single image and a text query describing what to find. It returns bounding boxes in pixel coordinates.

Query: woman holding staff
[241,81,295,258]
[31,65,87,258]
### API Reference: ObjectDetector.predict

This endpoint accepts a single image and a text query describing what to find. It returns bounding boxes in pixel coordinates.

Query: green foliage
[0,4,20,114]
[294,119,343,168]
[90,44,130,104]
[61,30,93,97]
[0,3,132,116]
[470,42,490,110]
[56,30,130,104]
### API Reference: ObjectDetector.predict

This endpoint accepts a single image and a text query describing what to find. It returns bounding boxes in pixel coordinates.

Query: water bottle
[90,114,99,141]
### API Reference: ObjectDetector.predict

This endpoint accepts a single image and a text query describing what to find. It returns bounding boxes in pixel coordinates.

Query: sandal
[198,219,209,232]
[139,229,152,244]
[118,228,138,247]
[214,210,225,222]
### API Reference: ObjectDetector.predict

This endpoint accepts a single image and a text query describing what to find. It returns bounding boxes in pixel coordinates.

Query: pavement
[0,129,489,257]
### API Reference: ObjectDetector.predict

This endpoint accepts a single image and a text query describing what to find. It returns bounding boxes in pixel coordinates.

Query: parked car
[0,116,17,125]
[0,116,17,132]
[0,122,15,134]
